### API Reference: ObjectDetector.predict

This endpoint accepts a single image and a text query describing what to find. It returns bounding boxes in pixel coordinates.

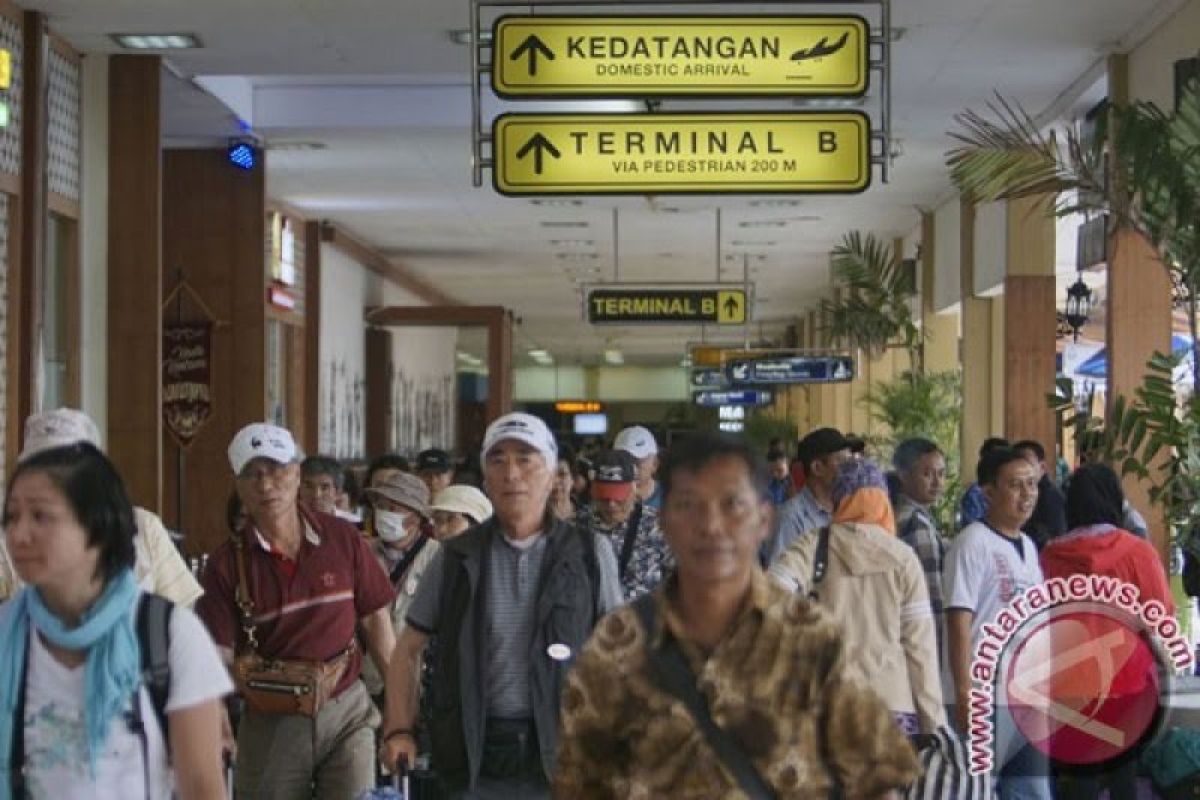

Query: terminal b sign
[492,15,868,97]
[493,113,870,196]
[588,287,747,325]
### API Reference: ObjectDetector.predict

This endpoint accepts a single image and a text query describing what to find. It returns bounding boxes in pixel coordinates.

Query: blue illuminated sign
[727,354,854,385]
[690,367,728,389]
[693,389,773,407]
[228,142,256,170]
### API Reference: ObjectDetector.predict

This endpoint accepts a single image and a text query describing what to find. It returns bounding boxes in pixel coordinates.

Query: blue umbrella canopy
[1074,334,1193,379]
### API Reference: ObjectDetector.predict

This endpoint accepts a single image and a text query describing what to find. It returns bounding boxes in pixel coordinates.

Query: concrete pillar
[960,199,1005,482]
[1003,195,1058,450]
[1107,54,1173,562]
[920,211,960,374]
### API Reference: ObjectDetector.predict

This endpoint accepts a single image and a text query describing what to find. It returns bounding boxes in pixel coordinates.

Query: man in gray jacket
[382,412,622,798]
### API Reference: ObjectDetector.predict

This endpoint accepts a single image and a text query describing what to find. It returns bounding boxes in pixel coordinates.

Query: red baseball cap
[591,449,637,503]
[592,480,635,502]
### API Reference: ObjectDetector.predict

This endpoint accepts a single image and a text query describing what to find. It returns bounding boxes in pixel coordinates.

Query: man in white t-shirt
[944,446,1048,800]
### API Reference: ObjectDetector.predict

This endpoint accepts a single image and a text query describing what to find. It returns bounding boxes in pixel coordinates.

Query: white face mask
[375,509,413,543]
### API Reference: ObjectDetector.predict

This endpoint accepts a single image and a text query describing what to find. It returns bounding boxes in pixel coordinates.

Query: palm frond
[820,231,919,358]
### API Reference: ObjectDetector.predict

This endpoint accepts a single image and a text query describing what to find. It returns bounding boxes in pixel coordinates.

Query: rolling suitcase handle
[393,764,409,799]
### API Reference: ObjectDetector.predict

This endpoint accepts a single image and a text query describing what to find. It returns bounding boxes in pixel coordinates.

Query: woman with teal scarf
[0,443,228,799]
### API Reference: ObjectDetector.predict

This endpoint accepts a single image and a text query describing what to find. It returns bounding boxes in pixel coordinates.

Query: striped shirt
[407,529,623,717]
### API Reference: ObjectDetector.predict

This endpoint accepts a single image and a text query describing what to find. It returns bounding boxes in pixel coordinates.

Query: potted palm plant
[820,231,923,371]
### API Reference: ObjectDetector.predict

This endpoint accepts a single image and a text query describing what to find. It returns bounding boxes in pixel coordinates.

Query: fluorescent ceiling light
[111,33,202,49]
[604,349,624,365]
[528,349,554,365]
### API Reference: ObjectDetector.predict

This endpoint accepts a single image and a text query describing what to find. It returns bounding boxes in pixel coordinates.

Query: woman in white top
[0,442,230,800]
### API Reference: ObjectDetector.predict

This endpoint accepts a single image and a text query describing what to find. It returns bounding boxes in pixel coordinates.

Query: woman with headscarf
[769,458,945,735]
[1040,463,1171,800]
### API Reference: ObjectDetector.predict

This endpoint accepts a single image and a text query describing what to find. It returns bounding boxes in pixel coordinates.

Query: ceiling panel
[26,0,1188,364]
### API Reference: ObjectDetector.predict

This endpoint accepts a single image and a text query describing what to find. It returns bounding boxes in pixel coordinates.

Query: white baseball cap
[481,412,557,466]
[431,485,494,524]
[20,408,102,462]
[228,423,299,475]
[614,425,658,460]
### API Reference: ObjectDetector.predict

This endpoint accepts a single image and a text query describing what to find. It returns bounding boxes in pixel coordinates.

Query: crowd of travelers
[0,406,1183,799]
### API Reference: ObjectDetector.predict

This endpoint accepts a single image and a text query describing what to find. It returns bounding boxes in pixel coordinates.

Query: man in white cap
[614,424,663,509]
[383,412,622,799]
[195,422,397,799]
[0,408,202,606]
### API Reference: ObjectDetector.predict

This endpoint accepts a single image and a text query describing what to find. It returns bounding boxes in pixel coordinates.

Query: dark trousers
[452,718,548,800]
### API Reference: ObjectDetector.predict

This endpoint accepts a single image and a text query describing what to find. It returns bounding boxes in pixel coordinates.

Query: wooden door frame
[363,305,512,424]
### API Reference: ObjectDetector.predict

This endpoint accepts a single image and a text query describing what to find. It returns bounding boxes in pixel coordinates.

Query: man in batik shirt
[557,433,918,799]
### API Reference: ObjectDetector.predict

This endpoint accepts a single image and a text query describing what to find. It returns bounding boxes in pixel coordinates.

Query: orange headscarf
[834,487,896,534]
[830,457,896,534]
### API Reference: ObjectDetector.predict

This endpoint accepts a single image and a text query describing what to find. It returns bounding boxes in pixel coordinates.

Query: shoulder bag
[231,534,354,717]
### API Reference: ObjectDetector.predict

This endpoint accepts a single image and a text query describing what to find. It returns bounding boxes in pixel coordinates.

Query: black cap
[592,449,637,484]
[797,428,857,467]
[416,448,453,473]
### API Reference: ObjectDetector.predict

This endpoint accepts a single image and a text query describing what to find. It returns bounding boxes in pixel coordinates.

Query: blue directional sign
[693,389,774,407]
[727,354,854,385]
[690,367,729,389]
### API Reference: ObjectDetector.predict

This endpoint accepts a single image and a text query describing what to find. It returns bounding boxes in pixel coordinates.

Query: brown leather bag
[231,534,353,717]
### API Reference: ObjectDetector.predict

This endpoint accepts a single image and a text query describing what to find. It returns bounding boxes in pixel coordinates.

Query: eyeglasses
[238,463,292,485]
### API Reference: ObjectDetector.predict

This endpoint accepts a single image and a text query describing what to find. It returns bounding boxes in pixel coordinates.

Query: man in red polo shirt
[196,422,396,799]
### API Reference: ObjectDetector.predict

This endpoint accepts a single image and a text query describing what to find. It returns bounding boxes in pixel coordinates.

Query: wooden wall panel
[303,221,321,454]
[1003,276,1056,450]
[107,55,161,511]
[364,327,391,458]
[161,149,265,554]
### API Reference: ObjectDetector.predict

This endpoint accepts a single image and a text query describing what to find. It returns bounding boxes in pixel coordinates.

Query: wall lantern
[1064,273,1093,342]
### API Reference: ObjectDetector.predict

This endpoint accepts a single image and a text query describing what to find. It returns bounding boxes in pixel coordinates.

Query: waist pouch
[479,718,539,780]
[234,643,352,717]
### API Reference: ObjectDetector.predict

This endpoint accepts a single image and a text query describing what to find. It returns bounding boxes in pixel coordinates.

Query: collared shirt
[577,503,673,600]
[763,486,831,565]
[894,495,947,658]
[196,508,394,697]
[555,570,919,799]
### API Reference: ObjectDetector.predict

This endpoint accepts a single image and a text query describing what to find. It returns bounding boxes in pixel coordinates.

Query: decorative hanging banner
[163,322,214,447]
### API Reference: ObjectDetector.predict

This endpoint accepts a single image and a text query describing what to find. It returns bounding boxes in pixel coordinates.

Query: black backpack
[10,593,174,797]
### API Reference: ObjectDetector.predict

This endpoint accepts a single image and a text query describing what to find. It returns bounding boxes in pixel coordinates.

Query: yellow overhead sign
[492,16,868,97]
[0,50,10,90]
[588,287,747,325]
[493,113,870,196]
